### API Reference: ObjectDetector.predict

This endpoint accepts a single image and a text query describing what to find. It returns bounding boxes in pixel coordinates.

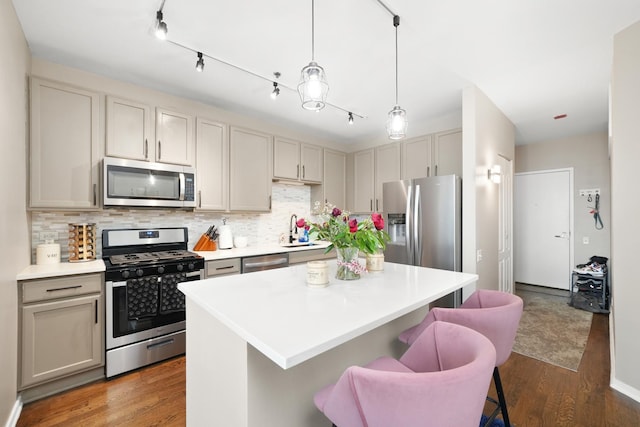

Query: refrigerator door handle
[406,184,413,263]
[414,184,422,264]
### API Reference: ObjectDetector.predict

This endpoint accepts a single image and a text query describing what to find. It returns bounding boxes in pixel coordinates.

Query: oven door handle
[109,281,127,288]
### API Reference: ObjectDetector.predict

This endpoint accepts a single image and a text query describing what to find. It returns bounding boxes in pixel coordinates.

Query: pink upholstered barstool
[398,289,523,427]
[314,321,497,427]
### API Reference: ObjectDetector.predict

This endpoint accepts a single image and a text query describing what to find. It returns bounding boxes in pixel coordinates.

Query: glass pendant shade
[297,61,329,111]
[386,105,408,139]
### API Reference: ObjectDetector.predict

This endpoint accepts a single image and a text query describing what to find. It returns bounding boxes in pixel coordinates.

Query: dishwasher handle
[242,254,289,273]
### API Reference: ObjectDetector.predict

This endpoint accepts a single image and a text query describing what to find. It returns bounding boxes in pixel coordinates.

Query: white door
[498,157,513,293]
[514,169,573,290]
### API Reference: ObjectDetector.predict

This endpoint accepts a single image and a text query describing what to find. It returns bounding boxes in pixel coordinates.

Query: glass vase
[336,247,362,280]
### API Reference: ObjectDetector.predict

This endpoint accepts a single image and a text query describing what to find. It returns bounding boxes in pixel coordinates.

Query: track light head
[195,52,204,72]
[155,10,168,40]
[348,112,354,125]
[271,82,280,100]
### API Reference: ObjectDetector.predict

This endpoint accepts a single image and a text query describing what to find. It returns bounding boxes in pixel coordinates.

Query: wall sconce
[488,165,501,184]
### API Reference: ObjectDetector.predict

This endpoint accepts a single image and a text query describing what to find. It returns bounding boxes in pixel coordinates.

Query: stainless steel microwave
[103,157,196,208]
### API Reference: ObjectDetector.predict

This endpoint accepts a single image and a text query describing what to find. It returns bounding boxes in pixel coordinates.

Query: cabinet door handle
[158,140,161,160]
[435,165,438,176]
[370,199,373,211]
[427,166,430,177]
[144,138,148,159]
[198,190,202,208]
[302,165,305,179]
[46,285,82,292]
[269,195,272,210]
[93,183,97,206]
[376,199,379,211]
[95,300,98,324]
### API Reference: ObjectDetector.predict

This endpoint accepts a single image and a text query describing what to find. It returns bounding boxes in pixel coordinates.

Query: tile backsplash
[31,183,314,263]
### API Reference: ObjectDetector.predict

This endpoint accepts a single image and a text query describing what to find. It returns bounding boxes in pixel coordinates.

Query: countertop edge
[17,260,106,281]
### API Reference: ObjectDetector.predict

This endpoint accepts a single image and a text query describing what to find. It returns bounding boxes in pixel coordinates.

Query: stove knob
[176,264,184,272]
[136,268,144,277]
[188,263,195,271]
[122,270,130,279]
[157,266,165,275]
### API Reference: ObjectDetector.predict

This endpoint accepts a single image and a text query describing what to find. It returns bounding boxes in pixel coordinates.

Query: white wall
[462,86,515,290]
[515,132,611,264]
[0,0,30,424]
[610,20,640,401]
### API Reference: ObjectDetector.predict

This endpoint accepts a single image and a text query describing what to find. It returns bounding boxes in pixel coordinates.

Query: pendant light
[298,0,329,111]
[386,15,407,139]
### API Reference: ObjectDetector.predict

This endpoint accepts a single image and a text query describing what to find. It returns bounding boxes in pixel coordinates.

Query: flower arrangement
[297,202,390,279]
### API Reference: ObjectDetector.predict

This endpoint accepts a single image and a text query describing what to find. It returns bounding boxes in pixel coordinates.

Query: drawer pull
[46,285,83,292]
[147,338,174,350]
[215,265,236,271]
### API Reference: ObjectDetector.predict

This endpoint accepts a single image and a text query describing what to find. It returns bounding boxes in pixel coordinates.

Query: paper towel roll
[36,243,60,265]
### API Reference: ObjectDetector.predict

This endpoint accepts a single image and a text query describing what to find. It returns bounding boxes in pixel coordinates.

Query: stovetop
[107,250,198,266]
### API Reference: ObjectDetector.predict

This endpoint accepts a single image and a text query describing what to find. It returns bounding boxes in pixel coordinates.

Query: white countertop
[17,260,106,281]
[178,262,478,369]
[194,240,331,261]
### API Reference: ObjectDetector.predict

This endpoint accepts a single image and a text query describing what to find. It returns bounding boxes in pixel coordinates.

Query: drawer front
[22,273,102,303]
[289,248,335,265]
[206,258,241,277]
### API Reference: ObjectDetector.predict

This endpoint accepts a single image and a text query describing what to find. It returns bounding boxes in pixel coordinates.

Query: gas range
[102,227,204,378]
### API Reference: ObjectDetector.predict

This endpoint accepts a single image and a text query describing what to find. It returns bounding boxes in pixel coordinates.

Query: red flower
[331,207,342,217]
[372,213,385,230]
[349,218,358,233]
[296,218,306,228]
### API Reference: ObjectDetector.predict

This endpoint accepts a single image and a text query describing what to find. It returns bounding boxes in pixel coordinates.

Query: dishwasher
[241,253,289,273]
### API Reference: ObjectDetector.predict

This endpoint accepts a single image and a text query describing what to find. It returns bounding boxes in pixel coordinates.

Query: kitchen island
[178,261,478,427]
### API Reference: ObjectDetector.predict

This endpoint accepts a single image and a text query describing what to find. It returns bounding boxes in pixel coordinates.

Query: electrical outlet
[40,231,58,241]
[583,237,590,244]
[476,249,483,262]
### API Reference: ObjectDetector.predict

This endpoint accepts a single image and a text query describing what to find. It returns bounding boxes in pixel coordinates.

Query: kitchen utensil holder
[68,223,96,262]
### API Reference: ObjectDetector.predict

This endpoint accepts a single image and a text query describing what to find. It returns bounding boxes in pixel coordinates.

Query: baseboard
[4,395,22,427]
[610,379,640,404]
[515,282,570,297]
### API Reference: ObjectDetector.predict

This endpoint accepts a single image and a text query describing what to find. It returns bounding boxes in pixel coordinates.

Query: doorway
[498,156,513,294]
[514,169,574,290]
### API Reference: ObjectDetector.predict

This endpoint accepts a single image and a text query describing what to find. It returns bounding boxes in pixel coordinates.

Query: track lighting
[386,15,407,140]
[298,0,329,111]
[348,112,354,125]
[271,82,280,99]
[195,52,204,72]
[155,10,168,40]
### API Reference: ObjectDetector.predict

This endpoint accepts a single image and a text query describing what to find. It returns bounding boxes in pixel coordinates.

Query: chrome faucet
[289,214,298,244]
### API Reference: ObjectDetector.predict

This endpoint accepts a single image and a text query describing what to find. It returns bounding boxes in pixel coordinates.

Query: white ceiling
[12,0,640,146]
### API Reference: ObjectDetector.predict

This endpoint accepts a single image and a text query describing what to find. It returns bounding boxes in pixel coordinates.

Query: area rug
[512,290,593,371]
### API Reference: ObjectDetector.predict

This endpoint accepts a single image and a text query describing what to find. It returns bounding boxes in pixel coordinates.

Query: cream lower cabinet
[229,126,272,211]
[30,77,100,210]
[196,118,228,211]
[19,273,104,390]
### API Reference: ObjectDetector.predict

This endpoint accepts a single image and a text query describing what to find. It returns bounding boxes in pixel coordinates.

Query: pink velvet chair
[314,321,496,427]
[398,289,524,427]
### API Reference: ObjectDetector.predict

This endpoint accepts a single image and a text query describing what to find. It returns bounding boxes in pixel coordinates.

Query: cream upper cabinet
[433,129,462,177]
[156,107,194,166]
[106,98,195,166]
[402,135,433,180]
[29,77,100,210]
[374,143,401,212]
[229,126,272,211]
[401,129,462,179]
[352,149,375,213]
[310,148,346,209]
[273,137,322,183]
[106,96,152,161]
[196,118,228,211]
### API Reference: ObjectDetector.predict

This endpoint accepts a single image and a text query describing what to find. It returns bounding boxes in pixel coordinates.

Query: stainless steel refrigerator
[383,174,462,306]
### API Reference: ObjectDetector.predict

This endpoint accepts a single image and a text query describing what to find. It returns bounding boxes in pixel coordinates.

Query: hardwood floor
[17,314,640,426]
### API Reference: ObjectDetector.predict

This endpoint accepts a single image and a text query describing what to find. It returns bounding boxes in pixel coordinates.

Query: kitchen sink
[279,241,319,247]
